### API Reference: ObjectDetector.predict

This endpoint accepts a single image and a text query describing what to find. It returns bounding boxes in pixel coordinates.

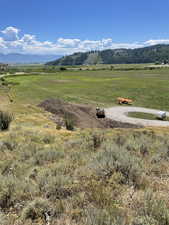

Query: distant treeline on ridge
[46,44,169,66]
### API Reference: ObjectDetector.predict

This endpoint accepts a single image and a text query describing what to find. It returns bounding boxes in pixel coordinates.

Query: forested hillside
[47,44,169,65]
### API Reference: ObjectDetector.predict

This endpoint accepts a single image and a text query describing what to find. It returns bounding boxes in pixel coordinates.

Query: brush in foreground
[0,111,13,131]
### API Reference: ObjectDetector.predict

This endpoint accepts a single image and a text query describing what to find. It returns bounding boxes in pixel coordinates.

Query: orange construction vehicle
[117,97,133,105]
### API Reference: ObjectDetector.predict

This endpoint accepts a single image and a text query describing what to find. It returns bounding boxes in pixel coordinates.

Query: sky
[0,0,169,55]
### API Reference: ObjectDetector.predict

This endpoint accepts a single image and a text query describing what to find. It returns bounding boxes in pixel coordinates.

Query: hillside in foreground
[1,66,169,224]
[0,108,169,225]
[46,44,169,65]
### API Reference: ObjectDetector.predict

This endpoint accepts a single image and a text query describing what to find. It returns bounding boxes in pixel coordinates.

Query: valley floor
[0,66,169,224]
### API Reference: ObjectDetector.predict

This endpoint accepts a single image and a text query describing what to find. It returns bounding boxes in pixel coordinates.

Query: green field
[4,66,169,112]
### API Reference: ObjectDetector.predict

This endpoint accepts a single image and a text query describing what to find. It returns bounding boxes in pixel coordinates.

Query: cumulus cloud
[1,26,20,41]
[21,34,36,43]
[57,38,81,48]
[0,26,169,55]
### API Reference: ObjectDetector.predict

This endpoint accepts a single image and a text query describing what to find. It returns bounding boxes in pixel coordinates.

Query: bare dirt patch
[38,99,141,129]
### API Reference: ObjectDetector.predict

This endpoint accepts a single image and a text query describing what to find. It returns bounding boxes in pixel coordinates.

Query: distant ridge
[0,53,61,64]
[46,44,169,65]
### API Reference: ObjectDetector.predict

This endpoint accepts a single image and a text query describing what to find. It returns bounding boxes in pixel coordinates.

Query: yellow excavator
[117,97,133,105]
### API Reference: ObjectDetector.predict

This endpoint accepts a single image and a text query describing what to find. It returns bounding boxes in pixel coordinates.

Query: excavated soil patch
[39,99,142,129]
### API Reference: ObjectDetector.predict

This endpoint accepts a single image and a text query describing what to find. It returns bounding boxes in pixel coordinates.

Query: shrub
[21,198,51,221]
[91,131,105,149]
[0,175,37,212]
[74,131,105,151]
[89,143,145,187]
[56,124,62,130]
[0,212,11,225]
[0,111,13,131]
[42,135,55,144]
[132,216,158,225]
[0,175,16,210]
[85,206,126,225]
[32,148,65,166]
[64,113,75,131]
[37,172,73,200]
[59,67,67,71]
[85,208,110,225]
[0,77,5,82]
[135,189,169,225]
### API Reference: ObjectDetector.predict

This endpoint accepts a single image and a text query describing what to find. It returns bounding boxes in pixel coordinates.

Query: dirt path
[105,106,169,127]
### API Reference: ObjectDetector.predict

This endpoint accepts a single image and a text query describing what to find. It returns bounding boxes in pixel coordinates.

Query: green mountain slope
[46,44,169,65]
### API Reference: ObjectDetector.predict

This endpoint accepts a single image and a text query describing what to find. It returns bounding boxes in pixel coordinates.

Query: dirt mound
[38,99,142,129]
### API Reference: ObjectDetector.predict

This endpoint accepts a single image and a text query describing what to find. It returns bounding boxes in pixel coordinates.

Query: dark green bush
[59,67,67,71]
[64,113,75,131]
[0,111,13,131]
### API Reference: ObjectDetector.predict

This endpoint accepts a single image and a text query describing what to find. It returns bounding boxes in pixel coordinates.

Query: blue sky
[0,0,169,55]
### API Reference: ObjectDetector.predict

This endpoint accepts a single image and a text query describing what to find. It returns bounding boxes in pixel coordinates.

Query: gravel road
[105,106,169,127]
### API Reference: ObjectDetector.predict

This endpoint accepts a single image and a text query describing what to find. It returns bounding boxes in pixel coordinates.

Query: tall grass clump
[0,111,13,131]
[64,112,75,131]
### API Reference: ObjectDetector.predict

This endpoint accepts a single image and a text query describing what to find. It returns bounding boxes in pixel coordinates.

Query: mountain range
[0,53,61,64]
[46,44,169,66]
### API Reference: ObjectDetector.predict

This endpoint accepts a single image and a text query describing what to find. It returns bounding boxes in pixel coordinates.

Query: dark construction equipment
[96,107,105,118]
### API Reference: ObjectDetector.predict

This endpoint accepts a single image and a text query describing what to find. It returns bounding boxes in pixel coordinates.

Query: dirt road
[105,106,169,127]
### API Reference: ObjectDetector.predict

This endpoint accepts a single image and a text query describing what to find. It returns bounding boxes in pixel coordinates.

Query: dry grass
[0,116,169,225]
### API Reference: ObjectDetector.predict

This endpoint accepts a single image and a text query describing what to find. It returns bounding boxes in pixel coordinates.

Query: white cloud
[57,38,81,48]
[21,34,36,43]
[0,37,7,49]
[1,26,20,41]
[0,26,169,55]
[145,39,169,45]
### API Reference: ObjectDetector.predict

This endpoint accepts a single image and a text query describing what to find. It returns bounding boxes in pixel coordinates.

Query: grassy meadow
[3,65,169,112]
[1,65,169,224]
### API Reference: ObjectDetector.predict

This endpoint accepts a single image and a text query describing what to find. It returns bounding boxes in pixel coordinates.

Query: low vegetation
[0,127,169,224]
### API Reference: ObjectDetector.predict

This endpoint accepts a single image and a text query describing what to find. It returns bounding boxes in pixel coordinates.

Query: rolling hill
[46,44,169,65]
